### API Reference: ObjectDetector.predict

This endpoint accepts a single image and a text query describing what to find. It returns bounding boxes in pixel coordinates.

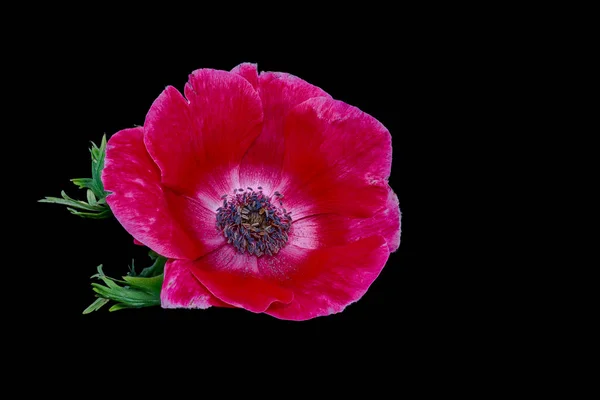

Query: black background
[22,14,464,346]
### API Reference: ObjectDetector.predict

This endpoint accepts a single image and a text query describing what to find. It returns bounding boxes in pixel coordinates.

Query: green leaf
[148,250,159,260]
[82,297,110,314]
[123,274,163,294]
[90,264,107,279]
[138,256,167,278]
[83,253,165,314]
[86,190,97,206]
[41,135,112,219]
[128,259,137,276]
[39,191,102,212]
[91,134,108,195]
[109,303,136,312]
[91,282,159,306]
[71,178,94,190]
[66,208,112,219]
[128,252,166,278]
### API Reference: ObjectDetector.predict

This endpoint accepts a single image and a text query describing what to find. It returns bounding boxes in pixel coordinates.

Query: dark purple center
[216,187,292,257]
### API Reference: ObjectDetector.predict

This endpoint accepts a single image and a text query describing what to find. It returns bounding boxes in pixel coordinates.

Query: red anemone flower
[102,63,401,320]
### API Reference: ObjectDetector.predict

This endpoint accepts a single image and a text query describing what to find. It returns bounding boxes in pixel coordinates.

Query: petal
[161,259,231,309]
[231,62,259,90]
[277,97,392,219]
[238,70,331,192]
[185,245,294,313]
[144,70,263,208]
[290,188,401,252]
[184,69,264,171]
[164,191,226,255]
[263,236,390,321]
[142,86,195,195]
[102,127,205,260]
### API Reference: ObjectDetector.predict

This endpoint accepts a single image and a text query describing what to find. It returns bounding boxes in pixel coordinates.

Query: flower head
[102,63,401,320]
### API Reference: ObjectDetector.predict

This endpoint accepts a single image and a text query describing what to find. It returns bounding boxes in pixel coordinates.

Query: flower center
[216,187,292,257]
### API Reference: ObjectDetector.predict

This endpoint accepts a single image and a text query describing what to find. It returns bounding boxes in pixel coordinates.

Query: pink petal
[144,70,263,209]
[184,245,294,313]
[290,188,401,252]
[276,97,392,219]
[184,68,263,171]
[102,127,208,260]
[263,236,390,321]
[164,191,226,254]
[231,62,259,90]
[237,68,331,193]
[161,259,231,309]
